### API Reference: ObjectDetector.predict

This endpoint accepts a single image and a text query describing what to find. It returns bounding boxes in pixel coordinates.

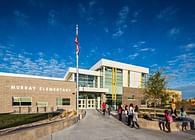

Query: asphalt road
[40,110,195,140]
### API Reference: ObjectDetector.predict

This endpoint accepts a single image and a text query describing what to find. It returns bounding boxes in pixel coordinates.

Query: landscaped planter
[0,111,86,140]
[139,118,190,131]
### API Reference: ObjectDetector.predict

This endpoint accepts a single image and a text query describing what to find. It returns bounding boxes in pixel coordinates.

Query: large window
[56,98,70,105]
[75,74,98,88]
[12,97,32,106]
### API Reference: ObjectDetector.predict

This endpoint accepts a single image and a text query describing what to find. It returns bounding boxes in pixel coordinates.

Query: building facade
[0,73,76,113]
[0,58,184,113]
[65,59,149,109]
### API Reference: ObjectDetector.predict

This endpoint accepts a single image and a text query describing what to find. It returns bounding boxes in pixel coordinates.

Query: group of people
[159,109,173,132]
[159,107,195,132]
[117,103,140,129]
[102,100,195,132]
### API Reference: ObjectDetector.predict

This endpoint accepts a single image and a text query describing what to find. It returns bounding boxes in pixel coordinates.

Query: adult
[128,103,134,127]
[171,96,177,117]
[178,107,194,130]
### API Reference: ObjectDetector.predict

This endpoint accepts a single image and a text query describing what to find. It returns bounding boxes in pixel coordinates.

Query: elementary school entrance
[78,93,102,109]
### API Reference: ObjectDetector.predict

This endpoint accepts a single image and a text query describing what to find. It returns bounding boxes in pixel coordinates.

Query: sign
[10,85,71,93]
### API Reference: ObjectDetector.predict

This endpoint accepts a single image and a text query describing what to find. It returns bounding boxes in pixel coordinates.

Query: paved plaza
[41,110,195,140]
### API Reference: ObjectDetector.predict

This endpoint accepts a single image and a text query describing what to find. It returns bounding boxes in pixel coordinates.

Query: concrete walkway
[40,110,195,140]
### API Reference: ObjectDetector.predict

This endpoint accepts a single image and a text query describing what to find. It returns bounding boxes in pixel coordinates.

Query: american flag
[75,35,79,55]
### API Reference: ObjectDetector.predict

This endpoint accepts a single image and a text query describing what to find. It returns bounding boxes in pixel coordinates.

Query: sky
[0,0,195,99]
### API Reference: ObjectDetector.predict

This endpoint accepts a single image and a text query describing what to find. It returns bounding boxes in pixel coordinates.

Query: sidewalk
[41,110,195,140]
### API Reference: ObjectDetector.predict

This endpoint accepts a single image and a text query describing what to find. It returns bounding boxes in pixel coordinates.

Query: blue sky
[0,0,195,99]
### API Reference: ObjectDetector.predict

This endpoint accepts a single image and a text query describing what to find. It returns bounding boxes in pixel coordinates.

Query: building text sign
[10,85,71,93]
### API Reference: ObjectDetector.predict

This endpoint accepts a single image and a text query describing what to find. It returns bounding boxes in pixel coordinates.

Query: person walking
[117,105,123,121]
[102,102,106,115]
[164,110,173,133]
[124,105,128,123]
[133,105,140,129]
[128,103,134,127]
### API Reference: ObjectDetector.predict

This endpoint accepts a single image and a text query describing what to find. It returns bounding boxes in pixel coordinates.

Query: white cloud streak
[165,52,195,88]
[113,6,129,38]
[184,43,195,51]
[77,0,98,24]
[168,28,180,37]
[0,47,70,78]
[128,53,139,60]
[157,6,178,20]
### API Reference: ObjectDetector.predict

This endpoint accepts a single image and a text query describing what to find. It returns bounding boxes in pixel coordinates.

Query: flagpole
[76,24,79,120]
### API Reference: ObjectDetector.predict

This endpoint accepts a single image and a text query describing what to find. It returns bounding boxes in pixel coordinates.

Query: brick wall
[122,87,145,107]
[0,76,76,113]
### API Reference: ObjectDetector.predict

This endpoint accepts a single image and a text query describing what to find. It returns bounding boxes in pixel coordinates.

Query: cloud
[139,48,155,52]
[168,28,180,37]
[113,6,129,38]
[128,53,139,60]
[165,52,195,90]
[131,41,155,53]
[130,10,141,23]
[13,10,29,27]
[86,46,98,58]
[89,0,96,7]
[184,43,195,51]
[112,28,124,37]
[130,19,137,23]
[132,41,146,48]
[0,47,71,78]
[157,6,178,20]
[127,41,155,60]
[116,6,129,25]
[77,1,97,24]
[48,10,58,26]
[104,27,109,33]
[117,48,124,53]
[101,52,111,57]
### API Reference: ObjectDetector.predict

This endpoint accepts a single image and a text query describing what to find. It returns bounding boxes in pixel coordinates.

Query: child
[117,105,123,121]
[133,105,140,128]
[164,110,173,133]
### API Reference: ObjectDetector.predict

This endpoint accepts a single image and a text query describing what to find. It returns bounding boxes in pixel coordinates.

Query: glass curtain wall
[141,73,147,88]
[74,74,98,88]
[104,66,123,108]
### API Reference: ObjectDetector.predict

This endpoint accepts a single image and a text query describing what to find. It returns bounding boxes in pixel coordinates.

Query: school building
[0,58,182,113]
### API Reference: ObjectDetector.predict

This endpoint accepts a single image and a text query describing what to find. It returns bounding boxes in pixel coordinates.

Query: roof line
[0,72,65,81]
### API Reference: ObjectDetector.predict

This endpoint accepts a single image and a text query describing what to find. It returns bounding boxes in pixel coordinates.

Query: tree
[144,69,167,114]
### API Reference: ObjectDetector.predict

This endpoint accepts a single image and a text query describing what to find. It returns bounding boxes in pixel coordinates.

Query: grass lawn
[0,112,60,130]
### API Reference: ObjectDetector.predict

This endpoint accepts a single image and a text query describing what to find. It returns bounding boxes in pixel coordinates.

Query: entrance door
[78,99,96,109]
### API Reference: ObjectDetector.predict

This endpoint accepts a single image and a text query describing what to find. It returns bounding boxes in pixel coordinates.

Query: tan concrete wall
[0,117,77,140]
[122,87,144,107]
[139,118,190,131]
[0,76,76,113]
[0,111,86,140]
